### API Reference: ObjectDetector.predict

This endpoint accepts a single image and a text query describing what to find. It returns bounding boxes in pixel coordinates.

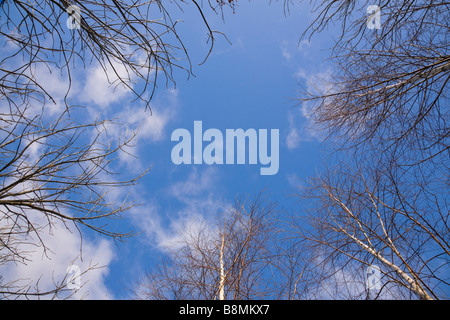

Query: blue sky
[0,0,344,299]
[2,1,448,300]
[99,1,339,298]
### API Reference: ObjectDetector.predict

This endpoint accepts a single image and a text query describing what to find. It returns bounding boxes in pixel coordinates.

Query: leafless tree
[0,103,144,298]
[292,158,449,300]
[0,0,236,110]
[300,1,448,161]
[291,0,449,299]
[134,193,300,300]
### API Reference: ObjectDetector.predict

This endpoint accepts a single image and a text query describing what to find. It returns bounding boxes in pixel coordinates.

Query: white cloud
[122,105,172,143]
[298,68,337,116]
[81,62,131,108]
[19,63,80,117]
[0,211,115,299]
[281,39,312,63]
[170,167,216,199]
[286,126,301,150]
[84,88,178,174]
[298,39,311,52]
[285,108,311,150]
[286,68,336,149]
[295,68,308,81]
[130,201,218,252]
[281,40,293,63]
[130,167,230,252]
[286,173,303,189]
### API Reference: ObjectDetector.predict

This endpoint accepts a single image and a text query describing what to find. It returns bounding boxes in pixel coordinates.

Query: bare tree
[291,0,449,299]
[293,158,449,300]
[300,1,448,162]
[0,103,144,298]
[0,0,236,110]
[134,193,294,300]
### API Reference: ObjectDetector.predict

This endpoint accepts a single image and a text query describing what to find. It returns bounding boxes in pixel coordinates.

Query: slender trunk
[219,230,225,300]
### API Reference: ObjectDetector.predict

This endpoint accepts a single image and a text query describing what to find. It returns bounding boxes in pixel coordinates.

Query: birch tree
[134,193,291,300]
[294,159,448,300]
[293,0,449,300]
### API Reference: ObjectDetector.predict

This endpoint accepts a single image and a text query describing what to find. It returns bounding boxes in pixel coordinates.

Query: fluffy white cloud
[81,62,131,108]
[0,211,115,300]
[119,103,173,143]
[98,89,178,172]
[169,167,216,199]
[285,68,335,149]
[130,167,229,252]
